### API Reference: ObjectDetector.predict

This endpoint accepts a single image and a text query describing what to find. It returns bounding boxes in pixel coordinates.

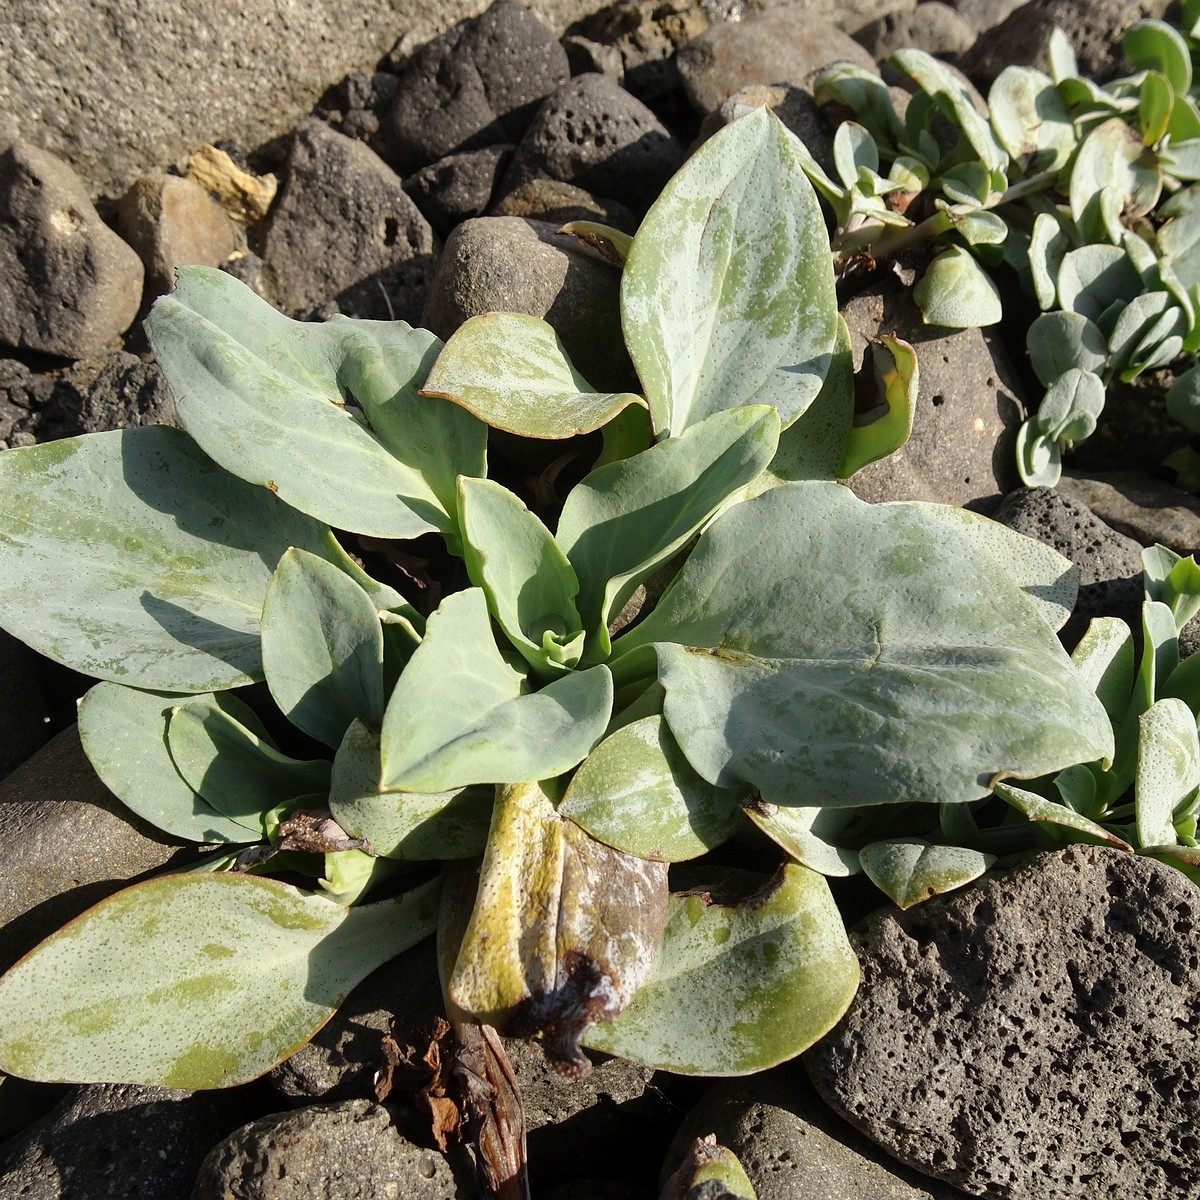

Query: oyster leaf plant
[782,3,1200,486]
[0,111,1113,1121]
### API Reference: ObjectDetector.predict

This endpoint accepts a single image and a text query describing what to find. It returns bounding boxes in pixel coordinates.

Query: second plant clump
[0,107,1166,1190]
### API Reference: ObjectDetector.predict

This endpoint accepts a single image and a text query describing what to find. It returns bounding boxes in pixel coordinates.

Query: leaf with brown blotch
[447,780,670,1077]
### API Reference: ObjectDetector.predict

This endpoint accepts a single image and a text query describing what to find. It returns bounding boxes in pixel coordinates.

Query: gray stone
[676,5,878,115]
[0,358,51,448]
[1058,469,1200,555]
[950,0,1029,36]
[0,143,144,359]
[504,1039,674,1187]
[499,74,686,215]
[853,3,976,61]
[666,1070,967,1199]
[34,351,178,443]
[958,0,1172,87]
[262,119,434,323]
[0,726,186,975]
[269,938,445,1102]
[422,216,634,392]
[0,0,602,202]
[805,845,1200,1200]
[993,486,1144,645]
[695,83,836,181]
[0,1082,235,1200]
[380,0,570,177]
[404,145,514,239]
[115,172,245,303]
[190,1099,477,1199]
[490,178,638,233]
[840,274,1024,510]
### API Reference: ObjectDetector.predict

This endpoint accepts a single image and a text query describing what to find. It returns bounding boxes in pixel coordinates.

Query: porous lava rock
[403,144,514,239]
[500,73,685,215]
[993,486,1143,646]
[805,845,1200,1199]
[190,1099,474,1199]
[262,118,434,323]
[380,0,570,176]
[958,0,1172,86]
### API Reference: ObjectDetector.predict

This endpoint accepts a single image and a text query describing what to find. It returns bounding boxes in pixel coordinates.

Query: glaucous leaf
[890,49,1007,173]
[582,864,859,1074]
[448,780,669,1075]
[894,503,1079,633]
[833,121,879,188]
[1158,186,1200,290]
[421,312,646,438]
[1143,545,1200,631]
[559,714,744,862]
[557,406,780,659]
[261,549,385,749]
[859,838,996,908]
[379,588,612,792]
[813,64,905,149]
[1069,118,1161,242]
[621,108,837,436]
[1028,212,1072,311]
[613,482,1114,809]
[556,221,633,266]
[458,477,584,676]
[1071,617,1136,723]
[1135,697,1200,847]
[328,719,492,860]
[761,318,852,486]
[1015,421,1062,487]
[1107,291,1187,376]
[988,66,1075,170]
[0,872,439,1087]
[913,246,1002,327]
[77,683,263,842]
[0,427,337,692]
[1124,19,1192,95]
[741,800,861,876]
[1057,245,1143,321]
[1027,312,1108,387]
[1047,27,1078,82]
[993,781,1133,850]
[167,696,331,832]
[145,267,485,541]
[1035,368,1106,445]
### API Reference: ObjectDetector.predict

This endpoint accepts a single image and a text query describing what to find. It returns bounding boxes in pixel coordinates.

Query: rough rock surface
[500,73,685,214]
[805,845,1200,1200]
[115,172,245,302]
[0,726,186,975]
[381,0,570,176]
[841,275,1024,510]
[0,1083,237,1200]
[269,939,445,1102]
[506,1040,674,1187]
[993,486,1144,645]
[404,144,514,239]
[262,118,434,322]
[190,1099,475,1200]
[666,1069,967,1199]
[490,177,638,231]
[0,143,144,359]
[958,0,1172,85]
[675,5,878,114]
[853,2,976,61]
[1057,469,1200,555]
[0,0,601,201]
[422,216,632,391]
